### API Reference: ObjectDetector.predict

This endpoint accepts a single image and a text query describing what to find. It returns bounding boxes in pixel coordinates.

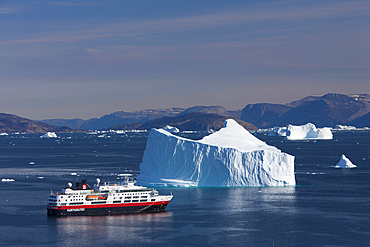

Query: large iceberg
[137,119,295,187]
[286,123,332,140]
[331,154,357,169]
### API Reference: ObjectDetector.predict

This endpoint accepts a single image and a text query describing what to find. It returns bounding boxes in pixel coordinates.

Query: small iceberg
[331,154,357,169]
[40,132,57,138]
[286,123,333,140]
[2,178,15,182]
[117,173,133,176]
[334,125,357,130]
[162,125,179,133]
[268,126,287,137]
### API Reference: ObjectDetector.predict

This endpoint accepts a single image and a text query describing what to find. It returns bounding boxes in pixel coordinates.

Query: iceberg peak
[331,154,357,169]
[200,119,276,152]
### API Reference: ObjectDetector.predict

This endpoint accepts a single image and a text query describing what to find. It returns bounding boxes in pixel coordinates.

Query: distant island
[0,113,78,133]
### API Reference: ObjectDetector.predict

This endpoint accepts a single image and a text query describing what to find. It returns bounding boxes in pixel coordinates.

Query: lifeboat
[86,195,98,200]
[86,195,107,200]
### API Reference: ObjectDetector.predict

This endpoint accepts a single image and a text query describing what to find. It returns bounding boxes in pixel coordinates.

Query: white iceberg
[286,123,332,140]
[162,125,179,133]
[331,154,357,169]
[268,126,287,137]
[2,178,15,182]
[40,132,57,138]
[334,125,357,130]
[137,119,295,187]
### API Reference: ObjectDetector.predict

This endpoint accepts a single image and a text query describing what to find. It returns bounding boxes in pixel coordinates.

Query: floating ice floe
[86,131,98,134]
[40,132,57,138]
[117,173,132,176]
[331,154,357,169]
[162,125,179,133]
[286,123,333,140]
[268,126,287,137]
[0,132,8,136]
[137,119,296,187]
[2,178,15,182]
[333,125,357,130]
[71,173,77,176]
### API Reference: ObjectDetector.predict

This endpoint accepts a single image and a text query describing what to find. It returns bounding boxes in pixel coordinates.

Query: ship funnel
[96,178,100,186]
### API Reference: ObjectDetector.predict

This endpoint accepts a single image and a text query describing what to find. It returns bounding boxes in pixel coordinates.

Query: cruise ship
[47,178,173,217]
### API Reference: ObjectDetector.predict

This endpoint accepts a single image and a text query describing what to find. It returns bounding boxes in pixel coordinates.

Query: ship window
[91,201,106,204]
[125,196,131,199]
[132,200,139,202]
[151,199,155,202]
[140,200,147,202]
[70,202,83,205]
[124,200,130,203]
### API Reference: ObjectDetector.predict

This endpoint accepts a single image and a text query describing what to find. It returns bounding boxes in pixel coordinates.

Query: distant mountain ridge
[106,112,257,131]
[5,93,369,132]
[0,113,78,133]
[240,93,370,128]
[40,106,242,130]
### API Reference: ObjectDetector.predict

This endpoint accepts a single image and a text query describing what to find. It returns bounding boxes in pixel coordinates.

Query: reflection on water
[54,212,173,246]
[48,187,298,246]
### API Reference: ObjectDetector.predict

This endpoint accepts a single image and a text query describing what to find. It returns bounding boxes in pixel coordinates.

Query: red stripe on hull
[47,200,170,211]
[47,201,171,217]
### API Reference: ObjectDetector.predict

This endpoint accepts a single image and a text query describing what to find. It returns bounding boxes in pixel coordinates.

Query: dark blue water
[1,131,370,246]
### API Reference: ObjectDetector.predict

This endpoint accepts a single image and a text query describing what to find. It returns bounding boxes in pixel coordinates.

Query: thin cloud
[3,1,369,45]
[0,7,18,14]
[41,1,100,7]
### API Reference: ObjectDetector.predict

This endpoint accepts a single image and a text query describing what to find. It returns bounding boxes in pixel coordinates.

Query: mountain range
[240,93,370,128]
[0,93,369,133]
[106,112,257,131]
[39,93,370,130]
[40,106,241,130]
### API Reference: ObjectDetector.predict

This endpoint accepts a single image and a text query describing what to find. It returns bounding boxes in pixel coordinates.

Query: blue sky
[1,0,369,119]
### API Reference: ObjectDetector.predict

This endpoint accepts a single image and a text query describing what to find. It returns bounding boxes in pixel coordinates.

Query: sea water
[0,131,369,247]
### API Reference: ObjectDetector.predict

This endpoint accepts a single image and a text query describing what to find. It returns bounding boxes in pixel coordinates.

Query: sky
[1,0,369,120]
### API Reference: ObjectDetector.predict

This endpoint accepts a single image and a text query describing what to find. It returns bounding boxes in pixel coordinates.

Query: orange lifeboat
[86,195,98,200]
[86,195,107,200]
